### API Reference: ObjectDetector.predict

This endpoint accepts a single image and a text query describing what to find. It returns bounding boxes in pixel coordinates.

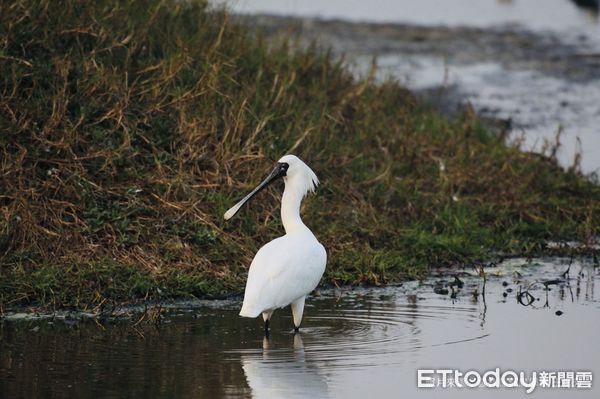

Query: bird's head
[223,154,319,220]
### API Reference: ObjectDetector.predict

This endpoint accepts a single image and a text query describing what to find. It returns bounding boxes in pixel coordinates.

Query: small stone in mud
[450,276,464,288]
[502,292,508,298]
[506,288,513,293]
[543,279,562,286]
[65,319,78,327]
[434,287,449,295]
[555,310,564,316]
[502,281,509,287]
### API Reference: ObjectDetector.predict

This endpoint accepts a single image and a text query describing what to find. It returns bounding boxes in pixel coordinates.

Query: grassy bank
[1,0,598,310]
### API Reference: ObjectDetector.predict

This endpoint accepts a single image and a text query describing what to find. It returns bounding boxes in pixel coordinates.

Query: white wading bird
[224,155,326,335]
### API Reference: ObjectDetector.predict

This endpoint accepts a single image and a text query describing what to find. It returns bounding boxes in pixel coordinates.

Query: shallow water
[1,258,598,398]
[218,0,600,175]
[222,0,600,34]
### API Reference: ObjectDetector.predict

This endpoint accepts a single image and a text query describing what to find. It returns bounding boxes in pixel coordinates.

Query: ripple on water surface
[1,257,599,398]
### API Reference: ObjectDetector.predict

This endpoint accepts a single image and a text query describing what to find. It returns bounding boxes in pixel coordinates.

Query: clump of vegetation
[1,0,598,309]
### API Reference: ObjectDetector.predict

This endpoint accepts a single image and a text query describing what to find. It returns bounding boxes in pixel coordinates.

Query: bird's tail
[239,303,261,318]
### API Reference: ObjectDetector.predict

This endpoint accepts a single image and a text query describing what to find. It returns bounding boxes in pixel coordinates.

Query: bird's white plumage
[226,155,326,328]
[239,231,326,317]
[278,154,319,197]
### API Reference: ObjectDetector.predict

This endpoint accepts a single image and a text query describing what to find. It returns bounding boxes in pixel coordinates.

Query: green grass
[1,0,599,309]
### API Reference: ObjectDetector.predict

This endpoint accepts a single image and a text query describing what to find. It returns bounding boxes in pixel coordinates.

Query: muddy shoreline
[1,255,596,322]
[240,14,600,175]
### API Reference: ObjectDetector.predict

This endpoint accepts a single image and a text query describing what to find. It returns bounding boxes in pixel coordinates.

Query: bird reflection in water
[241,334,330,398]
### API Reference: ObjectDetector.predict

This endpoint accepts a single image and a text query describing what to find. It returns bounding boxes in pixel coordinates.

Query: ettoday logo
[417,369,593,394]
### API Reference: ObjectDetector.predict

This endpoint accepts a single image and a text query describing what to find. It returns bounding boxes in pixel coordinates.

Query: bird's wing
[240,234,326,316]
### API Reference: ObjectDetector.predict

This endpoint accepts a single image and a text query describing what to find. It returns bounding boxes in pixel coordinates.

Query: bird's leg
[262,310,273,337]
[291,296,306,332]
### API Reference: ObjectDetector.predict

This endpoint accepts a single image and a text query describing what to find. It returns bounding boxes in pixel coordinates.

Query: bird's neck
[281,178,308,234]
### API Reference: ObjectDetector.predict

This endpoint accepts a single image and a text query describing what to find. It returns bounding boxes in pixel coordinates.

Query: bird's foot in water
[264,320,270,337]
